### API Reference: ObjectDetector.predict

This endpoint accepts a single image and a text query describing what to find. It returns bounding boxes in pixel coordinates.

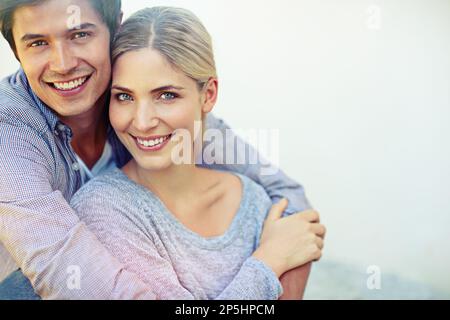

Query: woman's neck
[122,159,242,239]
[124,160,202,202]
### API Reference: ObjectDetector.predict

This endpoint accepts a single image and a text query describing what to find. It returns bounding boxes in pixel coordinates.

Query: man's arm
[0,121,156,299]
[203,114,313,299]
[203,114,312,214]
[279,263,312,300]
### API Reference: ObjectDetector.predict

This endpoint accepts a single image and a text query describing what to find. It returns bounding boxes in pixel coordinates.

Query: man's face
[12,0,112,118]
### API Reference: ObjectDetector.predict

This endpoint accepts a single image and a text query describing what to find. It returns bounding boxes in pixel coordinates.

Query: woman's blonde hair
[112,6,217,91]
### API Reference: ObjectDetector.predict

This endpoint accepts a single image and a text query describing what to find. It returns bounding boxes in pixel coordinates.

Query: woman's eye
[160,92,178,101]
[30,40,48,48]
[116,93,133,102]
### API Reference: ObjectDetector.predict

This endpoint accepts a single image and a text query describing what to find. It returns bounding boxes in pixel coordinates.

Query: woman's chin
[136,158,174,172]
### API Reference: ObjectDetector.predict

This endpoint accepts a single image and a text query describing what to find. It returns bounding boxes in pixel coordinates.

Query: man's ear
[201,78,219,114]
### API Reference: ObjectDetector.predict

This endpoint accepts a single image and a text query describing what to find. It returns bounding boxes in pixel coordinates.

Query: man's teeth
[53,77,88,91]
[137,135,171,147]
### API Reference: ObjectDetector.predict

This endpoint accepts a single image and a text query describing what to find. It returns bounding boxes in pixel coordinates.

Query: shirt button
[72,162,80,171]
[57,124,66,131]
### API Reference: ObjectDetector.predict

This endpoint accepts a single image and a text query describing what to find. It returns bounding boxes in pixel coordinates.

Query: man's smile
[44,74,92,96]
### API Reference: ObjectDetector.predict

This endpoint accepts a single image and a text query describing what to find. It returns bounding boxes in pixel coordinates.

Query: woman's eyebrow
[150,85,185,94]
[111,85,133,93]
[111,85,185,93]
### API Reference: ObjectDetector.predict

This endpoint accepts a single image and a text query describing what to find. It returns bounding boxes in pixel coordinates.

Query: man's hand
[278,208,326,300]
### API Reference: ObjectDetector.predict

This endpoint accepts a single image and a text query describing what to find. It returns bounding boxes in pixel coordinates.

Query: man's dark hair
[0,0,122,59]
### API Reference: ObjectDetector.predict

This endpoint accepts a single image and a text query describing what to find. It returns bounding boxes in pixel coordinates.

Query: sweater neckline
[113,168,250,250]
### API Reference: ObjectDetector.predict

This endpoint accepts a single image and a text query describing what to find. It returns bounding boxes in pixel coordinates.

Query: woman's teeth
[53,76,88,91]
[137,134,171,147]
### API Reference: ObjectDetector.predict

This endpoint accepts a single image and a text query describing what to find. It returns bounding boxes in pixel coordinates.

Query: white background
[1,0,449,293]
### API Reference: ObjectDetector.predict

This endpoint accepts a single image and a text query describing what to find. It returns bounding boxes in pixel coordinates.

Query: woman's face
[110,48,216,171]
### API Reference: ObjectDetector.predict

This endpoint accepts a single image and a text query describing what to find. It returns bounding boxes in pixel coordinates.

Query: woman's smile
[131,133,174,152]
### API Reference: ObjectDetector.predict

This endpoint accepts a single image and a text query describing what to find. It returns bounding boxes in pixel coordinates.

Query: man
[0,0,314,299]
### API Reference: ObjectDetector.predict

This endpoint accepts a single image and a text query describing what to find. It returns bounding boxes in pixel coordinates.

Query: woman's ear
[201,78,219,114]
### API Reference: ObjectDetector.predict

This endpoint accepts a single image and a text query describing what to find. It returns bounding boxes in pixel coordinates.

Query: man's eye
[116,93,133,102]
[160,92,178,101]
[30,40,48,48]
[73,32,90,40]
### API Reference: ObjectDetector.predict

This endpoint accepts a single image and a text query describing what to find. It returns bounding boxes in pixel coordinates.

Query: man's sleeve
[202,113,312,214]
[0,120,156,299]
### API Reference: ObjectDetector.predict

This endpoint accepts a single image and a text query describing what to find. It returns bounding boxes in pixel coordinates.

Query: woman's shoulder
[236,173,272,212]
[70,168,159,241]
[218,170,270,199]
[70,168,137,216]
[203,169,272,211]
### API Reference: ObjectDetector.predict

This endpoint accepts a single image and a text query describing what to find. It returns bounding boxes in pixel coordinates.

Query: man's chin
[44,99,95,118]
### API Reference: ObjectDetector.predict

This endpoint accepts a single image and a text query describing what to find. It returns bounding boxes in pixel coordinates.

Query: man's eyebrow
[20,33,46,42]
[67,22,97,33]
[20,23,97,42]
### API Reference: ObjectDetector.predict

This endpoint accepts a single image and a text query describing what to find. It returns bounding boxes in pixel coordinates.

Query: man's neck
[60,97,108,169]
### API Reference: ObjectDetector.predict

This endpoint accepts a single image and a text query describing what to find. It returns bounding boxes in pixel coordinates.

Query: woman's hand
[252,199,326,277]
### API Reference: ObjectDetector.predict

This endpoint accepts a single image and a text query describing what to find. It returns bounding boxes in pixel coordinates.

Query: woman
[71,6,326,299]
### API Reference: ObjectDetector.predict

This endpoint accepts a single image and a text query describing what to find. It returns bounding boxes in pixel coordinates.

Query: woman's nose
[132,103,160,133]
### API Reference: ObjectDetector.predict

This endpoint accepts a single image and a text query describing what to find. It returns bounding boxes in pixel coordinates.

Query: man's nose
[133,103,160,133]
[49,43,78,75]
